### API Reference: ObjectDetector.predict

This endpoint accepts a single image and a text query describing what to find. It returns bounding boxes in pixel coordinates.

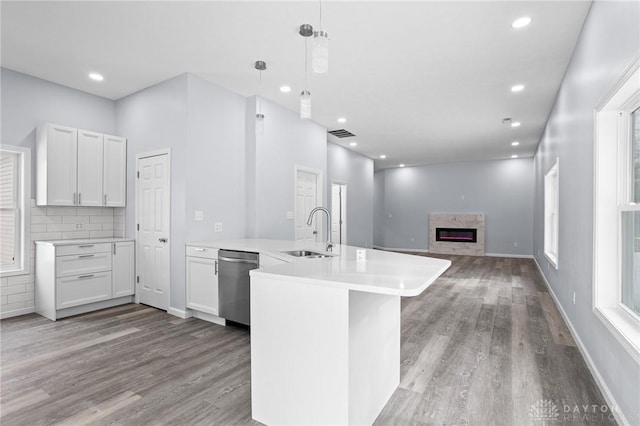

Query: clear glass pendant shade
[312,31,329,74]
[300,91,312,119]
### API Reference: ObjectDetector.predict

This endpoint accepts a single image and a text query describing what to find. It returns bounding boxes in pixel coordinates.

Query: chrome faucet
[306,207,333,252]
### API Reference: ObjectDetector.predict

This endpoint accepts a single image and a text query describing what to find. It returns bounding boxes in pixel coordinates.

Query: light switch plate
[214,222,223,232]
[194,210,204,221]
[286,211,295,220]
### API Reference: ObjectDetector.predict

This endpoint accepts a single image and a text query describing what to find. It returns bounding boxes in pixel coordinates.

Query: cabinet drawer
[186,246,218,259]
[56,252,111,277]
[56,272,112,310]
[56,243,111,256]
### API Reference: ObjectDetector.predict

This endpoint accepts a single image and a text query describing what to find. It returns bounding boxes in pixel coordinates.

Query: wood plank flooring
[1,255,615,425]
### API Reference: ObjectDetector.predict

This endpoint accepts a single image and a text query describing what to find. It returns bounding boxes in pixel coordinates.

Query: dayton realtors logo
[529,399,615,423]
[529,400,560,422]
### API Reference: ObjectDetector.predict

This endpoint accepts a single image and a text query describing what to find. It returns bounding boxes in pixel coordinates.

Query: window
[0,145,30,276]
[544,159,559,269]
[594,57,640,363]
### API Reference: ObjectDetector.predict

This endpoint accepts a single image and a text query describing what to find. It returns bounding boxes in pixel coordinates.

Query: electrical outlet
[194,210,204,221]
[214,222,223,233]
[75,223,83,229]
[514,241,518,247]
[572,292,576,304]
[286,211,295,220]
[410,237,415,243]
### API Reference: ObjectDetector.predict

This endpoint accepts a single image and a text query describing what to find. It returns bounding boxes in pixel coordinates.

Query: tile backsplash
[0,200,126,319]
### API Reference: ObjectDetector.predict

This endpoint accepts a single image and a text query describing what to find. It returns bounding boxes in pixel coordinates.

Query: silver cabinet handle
[73,192,77,205]
[78,193,81,205]
[78,254,94,258]
[159,238,168,243]
[78,274,94,279]
[113,243,116,255]
[104,194,107,205]
[78,244,94,248]
[218,256,259,265]
[215,260,218,275]
[194,248,206,252]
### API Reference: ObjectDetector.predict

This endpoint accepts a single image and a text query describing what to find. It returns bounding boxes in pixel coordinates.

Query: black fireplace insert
[435,228,477,243]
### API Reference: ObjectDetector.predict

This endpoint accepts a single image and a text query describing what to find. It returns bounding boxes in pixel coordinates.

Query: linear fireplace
[435,227,477,243]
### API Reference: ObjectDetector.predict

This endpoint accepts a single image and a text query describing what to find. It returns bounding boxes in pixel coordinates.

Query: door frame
[134,148,171,310]
[294,165,323,241]
[331,181,347,245]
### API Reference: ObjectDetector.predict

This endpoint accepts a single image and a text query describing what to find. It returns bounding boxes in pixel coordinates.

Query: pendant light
[255,60,266,135]
[312,1,328,74]
[299,24,313,119]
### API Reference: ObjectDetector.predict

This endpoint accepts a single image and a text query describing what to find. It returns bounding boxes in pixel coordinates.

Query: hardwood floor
[1,255,615,425]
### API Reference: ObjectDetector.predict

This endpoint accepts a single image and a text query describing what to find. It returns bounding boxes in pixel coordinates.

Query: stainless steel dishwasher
[218,249,259,326]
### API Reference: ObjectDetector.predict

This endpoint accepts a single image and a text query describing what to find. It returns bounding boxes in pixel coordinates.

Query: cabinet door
[113,241,135,297]
[77,129,104,206]
[186,255,219,316]
[43,124,77,206]
[56,271,112,309]
[103,135,127,207]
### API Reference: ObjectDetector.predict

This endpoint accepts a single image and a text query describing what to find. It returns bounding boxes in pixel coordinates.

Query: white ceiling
[1,1,591,169]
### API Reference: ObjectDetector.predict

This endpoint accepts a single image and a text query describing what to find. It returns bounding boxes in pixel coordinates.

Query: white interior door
[136,152,170,310]
[331,183,347,244]
[295,168,321,242]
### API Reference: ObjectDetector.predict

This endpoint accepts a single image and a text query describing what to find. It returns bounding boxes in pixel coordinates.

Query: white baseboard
[373,245,430,253]
[485,252,534,259]
[0,306,35,319]
[533,258,629,426]
[167,307,191,319]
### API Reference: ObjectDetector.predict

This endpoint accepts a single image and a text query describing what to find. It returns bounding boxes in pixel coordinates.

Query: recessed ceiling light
[337,117,347,123]
[89,72,104,81]
[511,122,521,128]
[511,154,519,158]
[399,164,405,168]
[512,141,520,146]
[349,142,357,147]
[280,85,291,93]
[379,155,386,159]
[512,17,532,29]
[511,84,525,92]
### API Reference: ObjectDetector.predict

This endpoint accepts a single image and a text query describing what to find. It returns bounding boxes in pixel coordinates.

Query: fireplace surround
[429,214,485,256]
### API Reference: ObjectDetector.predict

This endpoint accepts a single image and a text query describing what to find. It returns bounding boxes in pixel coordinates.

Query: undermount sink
[281,250,334,258]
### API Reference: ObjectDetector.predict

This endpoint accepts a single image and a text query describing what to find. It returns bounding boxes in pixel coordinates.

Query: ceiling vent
[328,129,356,138]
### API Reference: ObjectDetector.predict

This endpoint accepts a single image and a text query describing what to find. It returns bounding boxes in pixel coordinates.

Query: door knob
[159,238,168,243]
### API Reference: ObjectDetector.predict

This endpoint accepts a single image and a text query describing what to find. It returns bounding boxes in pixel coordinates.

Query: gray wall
[533,1,639,423]
[247,97,328,240]
[115,74,189,312]
[1,68,116,195]
[374,158,534,256]
[327,142,374,248]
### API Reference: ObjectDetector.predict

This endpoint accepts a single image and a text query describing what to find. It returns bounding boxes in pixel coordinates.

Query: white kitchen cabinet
[76,129,104,206]
[186,246,219,316]
[112,241,135,297]
[35,239,135,321]
[36,123,77,206]
[36,123,127,207]
[103,135,127,207]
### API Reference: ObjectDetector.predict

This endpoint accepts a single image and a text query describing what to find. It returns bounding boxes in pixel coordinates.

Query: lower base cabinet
[35,239,135,321]
[186,246,219,316]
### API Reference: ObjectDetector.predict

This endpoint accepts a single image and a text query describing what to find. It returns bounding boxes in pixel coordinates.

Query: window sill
[594,305,640,365]
[0,268,29,278]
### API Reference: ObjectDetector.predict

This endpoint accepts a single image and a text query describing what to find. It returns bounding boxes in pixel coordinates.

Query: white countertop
[35,237,135,246]
[187,239,451,297]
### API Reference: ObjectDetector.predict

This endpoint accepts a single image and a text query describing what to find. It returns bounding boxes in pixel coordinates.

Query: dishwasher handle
[218,256,259,265]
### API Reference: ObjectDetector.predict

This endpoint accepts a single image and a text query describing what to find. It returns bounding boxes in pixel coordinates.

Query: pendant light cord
[319,1,323,29]
[304,37,308,90]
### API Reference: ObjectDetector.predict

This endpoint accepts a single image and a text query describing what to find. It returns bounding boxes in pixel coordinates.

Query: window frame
[593,56,640,365]
[0,145,31,277]
[544,158,560,269]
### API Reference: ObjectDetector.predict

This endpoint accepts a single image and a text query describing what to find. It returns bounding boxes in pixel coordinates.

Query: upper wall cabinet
[37,123,127,207]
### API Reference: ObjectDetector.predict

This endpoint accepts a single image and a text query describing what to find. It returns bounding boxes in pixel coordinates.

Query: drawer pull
[78,254,94,258]
[78,274,95,279]
[78,245,94,248]
[194,248,206,252]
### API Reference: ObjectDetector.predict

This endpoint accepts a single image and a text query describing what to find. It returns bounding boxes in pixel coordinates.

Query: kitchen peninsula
[187,239,450,425]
